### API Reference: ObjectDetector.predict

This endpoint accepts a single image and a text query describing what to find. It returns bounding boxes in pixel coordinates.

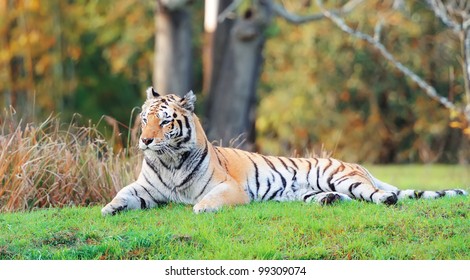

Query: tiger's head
[139,87,197,155]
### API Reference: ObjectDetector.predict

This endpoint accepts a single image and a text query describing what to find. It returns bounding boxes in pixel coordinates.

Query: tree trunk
[462,27,470,119]
[205,1,272,149]
[202,0,219,95]
[154,0,192,96]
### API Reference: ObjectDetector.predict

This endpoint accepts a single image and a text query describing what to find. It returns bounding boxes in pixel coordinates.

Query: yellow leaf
[449,109,460,119]
[0,50,10,62]
[449,121,462,129]
[26,0,40,11]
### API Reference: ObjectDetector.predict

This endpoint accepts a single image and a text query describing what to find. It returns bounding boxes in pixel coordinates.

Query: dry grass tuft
[0,108,142,212]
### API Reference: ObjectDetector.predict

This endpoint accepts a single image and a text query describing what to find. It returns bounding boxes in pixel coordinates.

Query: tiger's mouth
[139,140,168,155]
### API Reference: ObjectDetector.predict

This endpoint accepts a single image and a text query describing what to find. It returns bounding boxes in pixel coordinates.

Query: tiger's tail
[372,176,468,200]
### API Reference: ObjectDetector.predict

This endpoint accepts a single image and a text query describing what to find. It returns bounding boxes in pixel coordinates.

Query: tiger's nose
[141,138,153,146]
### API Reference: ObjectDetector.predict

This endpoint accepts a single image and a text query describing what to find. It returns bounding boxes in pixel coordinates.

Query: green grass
[366,164,470,189]
[0,165,468,260]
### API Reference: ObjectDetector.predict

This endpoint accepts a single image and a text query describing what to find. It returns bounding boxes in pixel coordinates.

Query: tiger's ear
[146,87,160,100]
[179,90,196,112]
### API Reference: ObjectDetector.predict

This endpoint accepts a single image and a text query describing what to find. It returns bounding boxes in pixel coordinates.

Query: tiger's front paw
[193,201,221,214]
[319,193,341,205]
[377,192,398,205]
[101,203,127,216]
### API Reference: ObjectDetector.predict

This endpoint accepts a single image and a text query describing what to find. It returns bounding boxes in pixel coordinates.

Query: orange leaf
[449,121,463,129]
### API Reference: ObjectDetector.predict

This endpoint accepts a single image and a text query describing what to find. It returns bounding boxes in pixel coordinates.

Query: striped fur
[101,88,468,215]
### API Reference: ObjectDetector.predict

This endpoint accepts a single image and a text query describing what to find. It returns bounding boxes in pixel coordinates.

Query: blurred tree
[153,0,193,95]
[257,0,469,163]
[69,0,155,125]
[202,0,219,94]
[201,0,358,149]
[0,0,155,133]
[205,0,272,149]
[0,0,81,118]
[1,0,469,163]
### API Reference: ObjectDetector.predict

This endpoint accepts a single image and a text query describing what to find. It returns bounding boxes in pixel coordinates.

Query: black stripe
[288,158,298,169]
[278,157,289,170]
[348,182,361,197]
[291,167,298,182]
[261,178,272,201]
[246,154,260,199]
[176,119,183,137]
[158,157,171,170]
[262,156,287,189]
[176,143,208,188]
[326,164,345,192]
[245,178,255,200]
[181,115,192,144]
[415,191,424,199]
[144,157,170,190]
[326,174,336,192]
[214,148,223,166]
[322,158,333,176]
[306,160,313,185]
[195,169,215,200]
[141,173,168,201]
[334,176,349,185]
[369,190,379,201]
[266,188,282,201]
[214,147,229,170]
[316,168,325,192]
[303,192,317,202]
[139,197,147,209]
[262,155,275,168]
[248,158,261,199]
[183,150,200,169]
[138,183,163,205]
[174,151,191,170]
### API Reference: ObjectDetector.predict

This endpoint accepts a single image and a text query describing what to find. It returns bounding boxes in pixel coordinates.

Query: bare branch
[374,18,384,42]
[462,28,470,107]
[218,0,243,23]
[425,1,470,119]
[464,18,470,30]
[272,0,364,25]
[426,0,470,32]
[315,0,464,116]
[427,0,460,31]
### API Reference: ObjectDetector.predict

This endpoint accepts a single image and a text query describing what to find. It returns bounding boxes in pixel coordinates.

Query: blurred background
[2,0,470,164]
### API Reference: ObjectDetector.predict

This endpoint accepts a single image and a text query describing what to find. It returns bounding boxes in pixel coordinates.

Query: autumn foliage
[1,0,469,166]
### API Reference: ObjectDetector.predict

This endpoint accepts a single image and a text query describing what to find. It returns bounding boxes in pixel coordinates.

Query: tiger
[101,87,468,216]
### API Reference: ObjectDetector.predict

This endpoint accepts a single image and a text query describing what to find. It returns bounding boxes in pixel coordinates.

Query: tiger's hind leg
[303,191,352,205]
[336,181,398,205]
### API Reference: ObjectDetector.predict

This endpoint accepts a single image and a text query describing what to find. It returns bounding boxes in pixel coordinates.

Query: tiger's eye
[160,119,171,126]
